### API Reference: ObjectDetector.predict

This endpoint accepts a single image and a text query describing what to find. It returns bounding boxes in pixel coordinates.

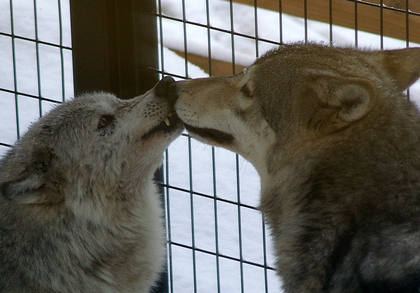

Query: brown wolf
[0,77,182,292]
[175,43,420,292]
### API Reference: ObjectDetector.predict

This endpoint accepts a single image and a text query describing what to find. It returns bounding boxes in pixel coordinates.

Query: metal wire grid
[162,143,275,291]
[0,0,72,153]
[156,0,418,292]
[156,0,420,51]
[156,1,280,292]
[0,0,418,292]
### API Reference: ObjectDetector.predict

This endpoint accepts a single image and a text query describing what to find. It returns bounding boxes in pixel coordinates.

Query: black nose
[154,76,178,104]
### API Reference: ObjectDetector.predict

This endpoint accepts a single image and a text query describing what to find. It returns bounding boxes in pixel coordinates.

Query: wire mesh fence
[156,1,420,292]
[0,0,73,156]
[1,0,420,293]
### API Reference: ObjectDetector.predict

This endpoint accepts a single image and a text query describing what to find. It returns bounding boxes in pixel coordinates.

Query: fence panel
[157,0,420,292]
[2,0,420,292]
[0,0,73,157]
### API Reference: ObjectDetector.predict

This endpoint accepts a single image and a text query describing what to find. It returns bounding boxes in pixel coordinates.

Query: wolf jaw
[142,76,183,140]
[142,110,182,139]
[183,123,234,145]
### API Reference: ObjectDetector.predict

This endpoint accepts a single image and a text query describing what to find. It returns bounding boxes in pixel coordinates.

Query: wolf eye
[240,84,252,98]
[97,114,115,129]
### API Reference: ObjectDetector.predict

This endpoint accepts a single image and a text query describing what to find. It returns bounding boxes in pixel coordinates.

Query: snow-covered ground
[159,1,420,292]
[1,0,420,292]
[0,0,73,154]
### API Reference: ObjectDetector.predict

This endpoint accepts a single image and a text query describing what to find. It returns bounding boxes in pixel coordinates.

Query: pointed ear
[309,76,377,134]
[382,48,420,91]
[1,147,64,205]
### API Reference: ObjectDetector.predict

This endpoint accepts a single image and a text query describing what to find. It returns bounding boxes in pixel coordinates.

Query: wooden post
[70,1,168,292]
[70,0,158,99]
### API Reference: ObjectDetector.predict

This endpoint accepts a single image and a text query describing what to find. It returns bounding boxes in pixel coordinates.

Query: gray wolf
[0,77,182,292]
[174,43,420,292]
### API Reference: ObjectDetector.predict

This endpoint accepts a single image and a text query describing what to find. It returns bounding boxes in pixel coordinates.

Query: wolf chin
[0,77,182,292]
[175,43,420,292]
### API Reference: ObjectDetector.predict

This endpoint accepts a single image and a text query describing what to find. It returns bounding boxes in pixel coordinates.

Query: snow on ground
[159,1,420,292]
[160,0,420,100]
[0,0,73,154]
[1,0,420,292]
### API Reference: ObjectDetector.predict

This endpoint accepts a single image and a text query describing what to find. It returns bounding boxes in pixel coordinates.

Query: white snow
[159,0,420,100]
[1,0,420,292]
[0,0,73,151]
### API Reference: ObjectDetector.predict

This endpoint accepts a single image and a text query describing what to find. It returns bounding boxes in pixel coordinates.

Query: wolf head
[0,77,182,292]
[175,44,420,178]
[0,77,182,211]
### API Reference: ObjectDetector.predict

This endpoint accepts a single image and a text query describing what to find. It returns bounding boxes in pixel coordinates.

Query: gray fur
[0,77,182,292]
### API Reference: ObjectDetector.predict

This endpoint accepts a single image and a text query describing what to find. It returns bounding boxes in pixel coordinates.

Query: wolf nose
[154,76,178,104]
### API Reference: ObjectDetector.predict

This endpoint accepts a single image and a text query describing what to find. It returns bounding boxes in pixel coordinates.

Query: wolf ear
[382,48,420,91]
[310,77,377,134]
[1,147,64,205]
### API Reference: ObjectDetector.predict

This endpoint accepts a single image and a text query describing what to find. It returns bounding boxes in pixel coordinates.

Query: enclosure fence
[1,0,420,293]
[0,0,72,154]
[156,1,420,292]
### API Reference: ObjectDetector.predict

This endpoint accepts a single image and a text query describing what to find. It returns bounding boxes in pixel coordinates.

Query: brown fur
[175,44,420,292]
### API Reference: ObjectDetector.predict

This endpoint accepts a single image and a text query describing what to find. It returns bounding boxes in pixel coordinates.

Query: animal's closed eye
[97,114,115,129]
[240,84,252,98]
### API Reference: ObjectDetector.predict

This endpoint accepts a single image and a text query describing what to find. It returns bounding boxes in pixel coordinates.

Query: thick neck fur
[260,95,420,230]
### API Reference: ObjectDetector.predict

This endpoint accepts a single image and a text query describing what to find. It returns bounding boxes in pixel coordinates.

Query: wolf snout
[154,76,178,104]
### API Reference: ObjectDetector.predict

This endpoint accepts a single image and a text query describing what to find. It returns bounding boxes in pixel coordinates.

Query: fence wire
[0,0,73,155]
[1,1,420,293]
[156,0,420,292]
